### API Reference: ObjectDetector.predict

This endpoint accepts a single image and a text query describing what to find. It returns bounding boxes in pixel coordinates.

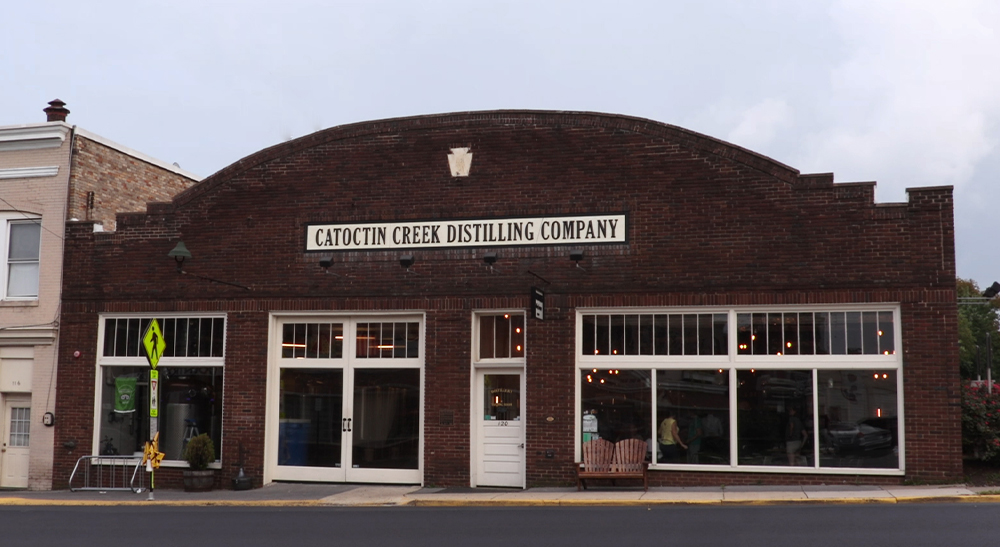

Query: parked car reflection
[828,421,893,452]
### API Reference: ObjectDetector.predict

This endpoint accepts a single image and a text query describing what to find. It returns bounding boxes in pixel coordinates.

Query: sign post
[141,319,166,500]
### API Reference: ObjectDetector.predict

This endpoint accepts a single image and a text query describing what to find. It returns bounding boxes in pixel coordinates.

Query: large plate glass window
[578,307,901,475]
[97,317,225,463]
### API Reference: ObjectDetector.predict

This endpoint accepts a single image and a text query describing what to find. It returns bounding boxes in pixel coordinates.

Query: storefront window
[580,369,652,455]
[578,307,902,474]
[656,369,729,465]
[97,316,225,463]
[817,370,898,468]
[97,365,222,461]
[736,369,812,466]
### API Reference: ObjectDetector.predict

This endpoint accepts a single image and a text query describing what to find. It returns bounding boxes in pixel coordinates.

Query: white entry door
[476,371,524,488]
[1,396,31,488]
[271,318,422,485]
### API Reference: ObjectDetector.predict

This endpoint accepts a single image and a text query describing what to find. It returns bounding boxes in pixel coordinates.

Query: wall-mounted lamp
[400,254,416,273]
[482,252,502,274]
[168,241,192,270]
[166,240,251,290]
[570,250,586,271]
[318,256,346,277]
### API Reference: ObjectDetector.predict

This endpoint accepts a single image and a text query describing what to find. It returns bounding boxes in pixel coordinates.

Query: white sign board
[306,214,626,251]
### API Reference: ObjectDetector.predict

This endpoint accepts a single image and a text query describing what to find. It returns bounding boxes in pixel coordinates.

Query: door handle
[342,418,348,432]
[346,418,352,432]
[518,443,525,449]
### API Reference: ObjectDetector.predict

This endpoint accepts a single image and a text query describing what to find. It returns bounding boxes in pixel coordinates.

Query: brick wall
[55,111,960,488]
[67,135,197,231]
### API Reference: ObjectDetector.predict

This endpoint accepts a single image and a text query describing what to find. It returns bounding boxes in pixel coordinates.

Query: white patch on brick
[448,147,473,177]
[0,166,59,179]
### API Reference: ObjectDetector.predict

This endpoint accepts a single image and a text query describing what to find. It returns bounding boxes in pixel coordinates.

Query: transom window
[281,322,344,359]
[478,313,525,360]
[736,311,895,356]
[356,322,420,358]
[103,317,225,358]
[581,313,728,356]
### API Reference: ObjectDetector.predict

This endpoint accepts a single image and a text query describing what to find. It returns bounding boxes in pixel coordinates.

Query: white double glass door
[475,370,525,488]
[271,317,421,484]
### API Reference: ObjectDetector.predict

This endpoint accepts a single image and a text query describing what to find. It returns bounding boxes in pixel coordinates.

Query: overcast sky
[3,0,997,287]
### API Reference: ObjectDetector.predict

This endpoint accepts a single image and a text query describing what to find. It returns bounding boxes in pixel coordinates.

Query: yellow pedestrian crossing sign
[142,319,166,369]
[143,432,165,470]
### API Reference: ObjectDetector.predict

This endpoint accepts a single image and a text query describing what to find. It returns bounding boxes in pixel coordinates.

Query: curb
[0,498,325,507]
[3,494,999,508]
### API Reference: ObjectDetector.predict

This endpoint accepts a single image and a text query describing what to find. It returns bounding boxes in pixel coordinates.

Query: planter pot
[183,469,215,492]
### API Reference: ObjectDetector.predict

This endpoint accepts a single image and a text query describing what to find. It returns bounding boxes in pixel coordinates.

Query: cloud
[726,98,794,152]
[797,0,1000,199]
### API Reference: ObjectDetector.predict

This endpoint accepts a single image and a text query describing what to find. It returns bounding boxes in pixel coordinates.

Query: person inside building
[786,406,808,466]
[658,409,687,463]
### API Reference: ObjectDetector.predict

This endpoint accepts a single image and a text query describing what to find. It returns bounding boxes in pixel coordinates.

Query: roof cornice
[0,122,71,152]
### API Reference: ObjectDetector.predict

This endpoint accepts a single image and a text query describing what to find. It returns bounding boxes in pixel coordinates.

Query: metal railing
[68,455,146,493]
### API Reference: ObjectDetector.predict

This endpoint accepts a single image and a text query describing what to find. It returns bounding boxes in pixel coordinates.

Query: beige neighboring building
[0,100,199,489]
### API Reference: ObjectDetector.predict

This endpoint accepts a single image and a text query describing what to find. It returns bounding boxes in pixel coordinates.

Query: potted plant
[182,433,216,492]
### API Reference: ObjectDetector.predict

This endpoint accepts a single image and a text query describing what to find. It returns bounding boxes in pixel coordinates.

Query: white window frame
[93,314,226,468]
[265,312,425,485]
[472,310,527,367]
[575,305,904,476]
[0,214,42,301]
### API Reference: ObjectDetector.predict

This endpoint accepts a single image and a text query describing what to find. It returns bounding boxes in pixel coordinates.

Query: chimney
[43,99,70,122]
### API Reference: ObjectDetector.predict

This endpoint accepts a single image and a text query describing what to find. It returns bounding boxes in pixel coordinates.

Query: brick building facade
[0,100,198,489]
[53,111,960,490]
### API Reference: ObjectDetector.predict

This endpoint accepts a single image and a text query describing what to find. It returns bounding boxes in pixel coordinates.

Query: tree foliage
[958,278,1000,379]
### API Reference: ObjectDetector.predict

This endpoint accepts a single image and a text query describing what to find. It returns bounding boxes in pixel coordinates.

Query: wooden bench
[576,438,649,491]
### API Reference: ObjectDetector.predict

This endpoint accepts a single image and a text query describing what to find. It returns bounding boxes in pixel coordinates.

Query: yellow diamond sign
[142,432,165,470]
[142,319,166,370]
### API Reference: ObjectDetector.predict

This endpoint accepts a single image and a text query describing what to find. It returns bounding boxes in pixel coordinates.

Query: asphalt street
[4,504,1000,547]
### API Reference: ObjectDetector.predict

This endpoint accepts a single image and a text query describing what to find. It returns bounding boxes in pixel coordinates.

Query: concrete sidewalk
[1,483,998,507]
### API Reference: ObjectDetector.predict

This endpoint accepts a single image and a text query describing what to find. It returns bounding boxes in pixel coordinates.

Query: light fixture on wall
[483,252,501,273]
[570,250,586,271]
[166,241,251,290]
[318,256,346,277]
[168,241,192,270]
[400,254,416,273]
